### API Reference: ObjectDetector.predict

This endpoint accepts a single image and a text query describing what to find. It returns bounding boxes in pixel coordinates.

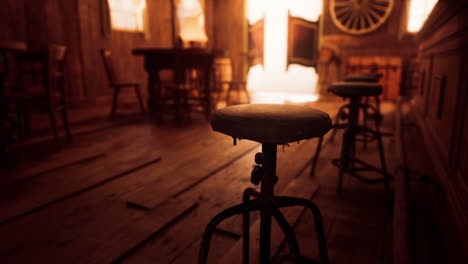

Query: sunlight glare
[247,0,322,104]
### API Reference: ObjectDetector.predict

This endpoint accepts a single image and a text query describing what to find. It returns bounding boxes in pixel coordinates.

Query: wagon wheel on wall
[330,0,394,35]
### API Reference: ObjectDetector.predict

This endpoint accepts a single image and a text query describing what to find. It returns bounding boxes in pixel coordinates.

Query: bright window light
[176,0,208,43]
[247,0,322,104]
[407,0,438,32]
[108,0,146,32]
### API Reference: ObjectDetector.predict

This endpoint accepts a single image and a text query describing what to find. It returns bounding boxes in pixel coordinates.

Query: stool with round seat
[344,73,383,142]
[198,104,331,264]
[309,73,383,177]
[327,82,391,194]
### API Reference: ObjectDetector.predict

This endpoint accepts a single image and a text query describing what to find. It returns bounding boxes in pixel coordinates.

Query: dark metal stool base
[310,96,391,194]
[198,144,329,264]
[197,195,329,264]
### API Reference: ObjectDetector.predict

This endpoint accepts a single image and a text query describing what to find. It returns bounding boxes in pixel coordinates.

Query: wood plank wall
[0,0,218,106]
[414,0,468,256]
[212,0,246,81]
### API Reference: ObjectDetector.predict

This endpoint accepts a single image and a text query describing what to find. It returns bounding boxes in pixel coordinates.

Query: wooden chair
[0,44,72,149]
[100,49,145,119]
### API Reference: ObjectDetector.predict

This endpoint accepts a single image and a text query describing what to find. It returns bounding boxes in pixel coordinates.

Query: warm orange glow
[108,0,146,32]
[177,0,208,44]
[407,0,438,32]
[247,0,322,104]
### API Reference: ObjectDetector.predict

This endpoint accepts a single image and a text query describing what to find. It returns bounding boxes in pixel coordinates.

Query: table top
[132,48,215,73]
[132,48,211,56]
[0,40,27,52]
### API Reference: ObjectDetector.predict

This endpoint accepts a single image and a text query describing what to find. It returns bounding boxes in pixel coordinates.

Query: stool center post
[349,96,361,128]
[259,144,277,263]
[261,144,277,198]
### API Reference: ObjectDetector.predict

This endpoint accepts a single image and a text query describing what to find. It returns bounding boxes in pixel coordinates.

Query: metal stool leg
[330,104,349,142]
[270,203,301,263]
[310,136,323,177]
[198,199,262,264]
[242,188,260,264]
[275,196,329,264]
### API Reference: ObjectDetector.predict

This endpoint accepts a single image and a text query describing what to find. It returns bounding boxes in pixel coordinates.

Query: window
[108,0,146,32]
[407,0,438,32]
[176,0,207,44]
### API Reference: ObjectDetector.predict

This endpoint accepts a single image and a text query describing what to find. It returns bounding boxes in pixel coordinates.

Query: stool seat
[344,73,381,83]
[328,82,382,97]
[211,104,332,145]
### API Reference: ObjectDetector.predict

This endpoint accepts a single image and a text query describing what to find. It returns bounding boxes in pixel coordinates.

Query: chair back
[46,44,67,103]
[17,44,67,102]
[100,49,117,86]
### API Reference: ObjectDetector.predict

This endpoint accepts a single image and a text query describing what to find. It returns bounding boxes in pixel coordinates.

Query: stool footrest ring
[332,158,392,183]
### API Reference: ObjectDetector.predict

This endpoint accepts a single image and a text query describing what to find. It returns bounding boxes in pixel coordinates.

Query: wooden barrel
[214,57,232,82]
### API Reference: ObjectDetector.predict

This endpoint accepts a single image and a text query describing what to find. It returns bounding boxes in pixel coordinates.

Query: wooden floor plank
[121,132,259,209]
[0,120,213,224]
[0,194,195,264]
[0,137,162,224]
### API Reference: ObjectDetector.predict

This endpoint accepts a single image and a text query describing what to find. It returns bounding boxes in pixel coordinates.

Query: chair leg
[110,86,120,119]
[48,106,60,150]
[310,136,323,177]
[198,199,262,264]
[61,108,72,141]
[134,84,146,113]
[275,196,329,264]
[0,112,7,152]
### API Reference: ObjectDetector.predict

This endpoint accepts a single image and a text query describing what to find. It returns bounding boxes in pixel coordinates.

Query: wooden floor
[0,99,398,263]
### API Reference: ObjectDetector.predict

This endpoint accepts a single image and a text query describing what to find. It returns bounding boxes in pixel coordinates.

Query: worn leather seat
[328,82,383,97]
[211,104,332,145]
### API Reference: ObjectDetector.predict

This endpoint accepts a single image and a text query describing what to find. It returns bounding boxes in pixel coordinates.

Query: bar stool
[310,73,382,176]
[198,104,332,264]
[343,73,383,142]
[328,82,391,194]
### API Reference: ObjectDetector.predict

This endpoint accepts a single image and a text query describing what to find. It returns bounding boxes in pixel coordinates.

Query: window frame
[108,0,146,33]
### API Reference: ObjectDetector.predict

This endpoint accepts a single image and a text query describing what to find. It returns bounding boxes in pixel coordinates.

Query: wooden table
[132,48,214,118]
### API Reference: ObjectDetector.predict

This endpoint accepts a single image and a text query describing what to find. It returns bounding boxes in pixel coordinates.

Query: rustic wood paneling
[213,0,246,80]
[414,0,468,256]
[1,0,217,105]
[0,0,27,40]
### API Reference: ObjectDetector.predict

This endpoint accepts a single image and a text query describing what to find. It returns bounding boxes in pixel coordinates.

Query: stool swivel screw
[251,151,279,185]
[251,165,263,185]
[255,152,264,164]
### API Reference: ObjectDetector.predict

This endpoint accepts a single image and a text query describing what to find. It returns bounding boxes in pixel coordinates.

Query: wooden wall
[0,0,85,104]
[0,0,217,106]
[319,0,418,95]
[413,0,468,255]
[212,0,247,80]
